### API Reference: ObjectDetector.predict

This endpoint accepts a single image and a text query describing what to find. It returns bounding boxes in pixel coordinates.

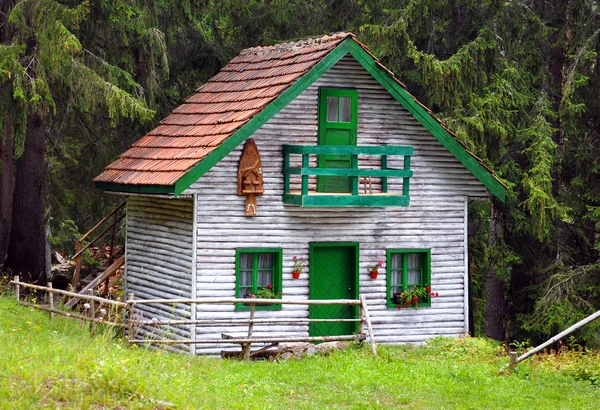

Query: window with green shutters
[235,248,282,311]
[386,249,431,308]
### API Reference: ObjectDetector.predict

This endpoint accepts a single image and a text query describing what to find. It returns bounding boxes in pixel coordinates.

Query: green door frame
[309,242,360,335]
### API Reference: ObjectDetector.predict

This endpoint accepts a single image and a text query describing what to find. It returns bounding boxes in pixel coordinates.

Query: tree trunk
[0,110,14,266]
[0,0,16,267]
[5,113,47,285]
[485,198,506,341]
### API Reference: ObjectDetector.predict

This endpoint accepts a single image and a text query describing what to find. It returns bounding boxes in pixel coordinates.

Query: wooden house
[94,32,506,355]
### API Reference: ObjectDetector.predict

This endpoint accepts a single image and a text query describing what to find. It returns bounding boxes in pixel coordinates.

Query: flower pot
[369,270,378,279]
[292,271,301,279]
[393,292,402,304]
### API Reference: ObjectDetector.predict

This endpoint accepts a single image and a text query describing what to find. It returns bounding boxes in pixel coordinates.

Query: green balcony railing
[282,145,414,207]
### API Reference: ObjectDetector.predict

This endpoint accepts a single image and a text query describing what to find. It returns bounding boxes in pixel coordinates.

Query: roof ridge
[239,32,354,56]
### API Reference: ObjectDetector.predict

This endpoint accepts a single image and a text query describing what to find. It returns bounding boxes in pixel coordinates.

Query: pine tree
[0,0,156,284]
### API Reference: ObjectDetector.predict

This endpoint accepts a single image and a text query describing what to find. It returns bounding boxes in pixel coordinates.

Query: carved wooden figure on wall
[238,138,264,216]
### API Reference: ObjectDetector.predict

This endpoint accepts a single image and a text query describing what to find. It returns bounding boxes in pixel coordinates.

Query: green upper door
[317,88,358,193]
[309,243,358,337]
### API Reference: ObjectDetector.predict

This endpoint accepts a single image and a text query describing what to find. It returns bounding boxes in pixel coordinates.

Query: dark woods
[1,0,599,345]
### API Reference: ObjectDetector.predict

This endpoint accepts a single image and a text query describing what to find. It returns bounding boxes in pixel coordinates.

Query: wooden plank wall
[185,55,489,355]
[125,196,194,353]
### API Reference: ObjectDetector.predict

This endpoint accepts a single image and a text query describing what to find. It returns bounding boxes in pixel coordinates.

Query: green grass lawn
[1,296,599,409]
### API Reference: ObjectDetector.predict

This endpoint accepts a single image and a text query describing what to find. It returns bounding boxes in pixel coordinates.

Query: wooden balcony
[282,145,414,207]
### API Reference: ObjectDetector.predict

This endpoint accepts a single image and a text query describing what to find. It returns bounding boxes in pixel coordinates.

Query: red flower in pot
[369,260,383,279]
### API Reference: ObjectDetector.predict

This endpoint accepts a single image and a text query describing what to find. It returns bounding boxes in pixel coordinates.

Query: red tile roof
[94,31,506,194]
[94,33,352,187]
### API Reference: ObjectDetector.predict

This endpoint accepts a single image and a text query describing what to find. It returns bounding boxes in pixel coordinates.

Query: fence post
[48,282,54,321]
[359,300,365,336]
[360,295,377,356]
[88,289,96,333]
[74,240,82,290]
[14,276,19,302]
[127,293,135,341]
[242,302,256,360]
[509,351,517,370]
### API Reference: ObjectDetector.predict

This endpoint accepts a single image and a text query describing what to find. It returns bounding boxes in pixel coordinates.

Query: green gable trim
[172,40,354,195]
[344,40,506,202]
[95,181,175,195]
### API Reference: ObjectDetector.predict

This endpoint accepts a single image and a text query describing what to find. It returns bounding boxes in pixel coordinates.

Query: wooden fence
[10,277,377,359]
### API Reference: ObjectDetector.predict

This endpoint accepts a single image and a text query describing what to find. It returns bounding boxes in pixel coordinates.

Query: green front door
[309,243,358,337]
[317,88,358,193]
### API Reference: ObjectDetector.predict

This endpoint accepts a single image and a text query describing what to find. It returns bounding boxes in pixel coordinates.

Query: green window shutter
[317,87,358,193]
[235,248,282,311]
[386,249,432,308]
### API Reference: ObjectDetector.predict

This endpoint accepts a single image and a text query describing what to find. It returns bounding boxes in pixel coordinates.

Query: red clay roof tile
[94,33,350,186]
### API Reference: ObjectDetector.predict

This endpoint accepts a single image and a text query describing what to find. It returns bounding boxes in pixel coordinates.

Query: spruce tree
[0,0,155,284]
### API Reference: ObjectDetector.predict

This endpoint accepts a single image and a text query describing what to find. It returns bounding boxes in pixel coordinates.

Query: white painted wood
[178,56,489,354]
[190,193,198,356]
[123,55,490,355]
[463,197,470,335]
[125,196,194,353]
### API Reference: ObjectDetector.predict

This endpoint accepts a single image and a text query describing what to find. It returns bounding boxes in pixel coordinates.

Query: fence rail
[10,277,377,359]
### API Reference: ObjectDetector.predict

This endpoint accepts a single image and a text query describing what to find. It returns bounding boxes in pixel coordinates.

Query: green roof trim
[344,40,506,202]
[172,40,353,195]
[95,181,175,195]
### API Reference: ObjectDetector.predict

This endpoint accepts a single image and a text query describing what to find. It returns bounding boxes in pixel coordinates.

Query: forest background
[1,0,599,345]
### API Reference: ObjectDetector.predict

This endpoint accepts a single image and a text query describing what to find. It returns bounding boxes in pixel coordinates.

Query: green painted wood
[403,156,411,197]
[283,194,410,207]
[344,40,506,202]
[309,244,358,337]
[317,88,358,193]
[283,151,290,194]
[385,249,431,308]
[284,167,412,178]
[171,41,353,195]
[301,154,309,196]
[381,155,388,193]
[234,248,283,311]
[282,144,413,207]
[284,144,414,156]
[351,155,359,195]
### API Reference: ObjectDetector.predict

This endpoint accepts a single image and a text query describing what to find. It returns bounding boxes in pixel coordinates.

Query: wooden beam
[18,301,125,327]
[129,335,366,345]
[65,256,125,308]
[10,280,126,307]
[361,295,377,356]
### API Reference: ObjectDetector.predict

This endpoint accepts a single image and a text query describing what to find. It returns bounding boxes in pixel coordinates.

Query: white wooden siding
[183,55,488,355]
[125,196,194,353]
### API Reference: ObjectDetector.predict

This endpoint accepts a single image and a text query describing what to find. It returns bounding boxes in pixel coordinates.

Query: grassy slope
[1,296,599,409]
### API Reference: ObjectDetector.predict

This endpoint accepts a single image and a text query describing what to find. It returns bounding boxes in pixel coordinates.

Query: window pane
[240,271,252,287]
[407,269,421,286]
[407,253,421,270]
[327,97,338,122]
[257,253,273,270]
[258,271,273,287]
[391,254,402,270]
[339,97,351,122]
[240,254,252,270]
[391,270,402,287]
